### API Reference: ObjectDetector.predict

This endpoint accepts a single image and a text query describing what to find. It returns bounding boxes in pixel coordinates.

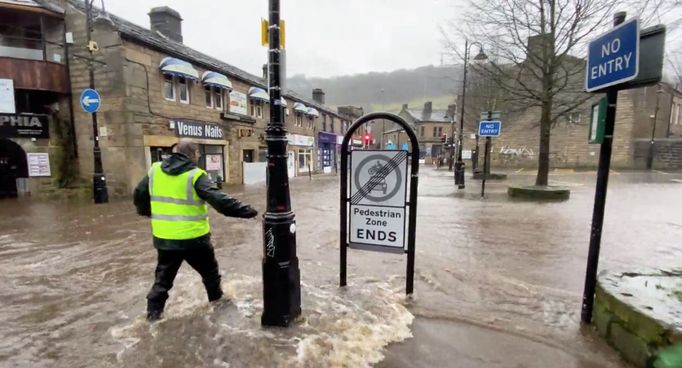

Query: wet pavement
[1,167,681,367]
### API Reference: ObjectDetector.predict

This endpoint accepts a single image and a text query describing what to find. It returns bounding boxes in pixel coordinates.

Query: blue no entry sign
[80,88,101,113]
[478,121,501,137]
[585,18,639,92]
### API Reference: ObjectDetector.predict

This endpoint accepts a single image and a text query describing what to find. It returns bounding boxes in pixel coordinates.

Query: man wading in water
[134,141,258,321]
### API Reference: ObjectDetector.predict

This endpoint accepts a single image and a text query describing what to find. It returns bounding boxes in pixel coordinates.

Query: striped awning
[159,57,199,80]
[248,87,269,102]
[201,71,232,90]
[293,102,308,113]
[305,107,320,117]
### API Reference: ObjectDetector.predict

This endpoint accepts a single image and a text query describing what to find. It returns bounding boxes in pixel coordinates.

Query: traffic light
[363,133,372,146]
[441,133,447,143]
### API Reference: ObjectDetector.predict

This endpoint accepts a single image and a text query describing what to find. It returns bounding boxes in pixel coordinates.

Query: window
[178,77,190,104]
[432,126,438,137]
[251,100,263,118]
[214,89,223,111]
[204,86,213,108]
[296,113,303,127]
[437,127,443,137]
[322,114,327,131]
[163,75,175,101]
[199,145,225,183]
[420,126,425,137]
[343,121,348,132]
[567,112,582,124]
[150,146,173,163]
[307,117,314,130]
[330,117,335,132]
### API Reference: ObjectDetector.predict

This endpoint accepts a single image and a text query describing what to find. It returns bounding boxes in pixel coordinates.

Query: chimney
[149,7,183,43]
[447,104,457,120]
[312,88,325,105]
[422,101,432,120]
[402,103,408,111]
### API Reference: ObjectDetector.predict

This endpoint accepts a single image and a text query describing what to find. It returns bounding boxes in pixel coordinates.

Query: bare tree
[444,0,670,186]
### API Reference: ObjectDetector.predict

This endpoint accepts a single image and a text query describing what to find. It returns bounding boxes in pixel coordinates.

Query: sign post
[340,112,420,295]
[581,13,665,324]
[478,119,501,197]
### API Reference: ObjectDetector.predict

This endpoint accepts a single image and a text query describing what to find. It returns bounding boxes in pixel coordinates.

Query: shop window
[204,86,213,108]
[199,144,225,183]
[163,75,175,101]
[257,148,267,162]
[298,149,312,173]
[150,146,173,163]
[243,149,254,163]
[178,77,190,104]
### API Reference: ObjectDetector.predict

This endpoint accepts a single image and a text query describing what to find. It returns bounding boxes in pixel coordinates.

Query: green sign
[589,98,607,144]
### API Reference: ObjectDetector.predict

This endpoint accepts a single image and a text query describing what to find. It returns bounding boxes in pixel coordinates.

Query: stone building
[59,0,351,197]
[0,0,84,199]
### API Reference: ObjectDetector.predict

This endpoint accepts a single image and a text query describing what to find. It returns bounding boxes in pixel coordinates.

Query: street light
[261,0,301,327]
[454,40,487,189]
[84,0,108,203]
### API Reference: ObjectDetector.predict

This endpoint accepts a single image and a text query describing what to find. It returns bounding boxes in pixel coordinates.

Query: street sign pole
[85,0,108,204]
[477,117,501,197]
[581,12,626,324]
[481,136,491,197]
[261,0,301,327]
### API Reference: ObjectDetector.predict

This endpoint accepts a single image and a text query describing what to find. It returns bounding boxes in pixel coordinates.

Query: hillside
[287,65,463,112]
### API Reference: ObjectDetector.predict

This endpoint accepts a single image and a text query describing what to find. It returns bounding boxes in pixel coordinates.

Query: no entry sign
[349,150,408,250]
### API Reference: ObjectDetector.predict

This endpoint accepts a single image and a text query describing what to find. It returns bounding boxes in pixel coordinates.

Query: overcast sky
[104,0,463,78]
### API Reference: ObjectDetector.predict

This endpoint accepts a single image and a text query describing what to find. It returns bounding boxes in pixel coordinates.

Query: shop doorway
[0,139,28,199]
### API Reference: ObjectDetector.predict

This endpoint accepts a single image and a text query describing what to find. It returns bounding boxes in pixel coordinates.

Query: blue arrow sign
[80,88,101,113]
[478,120,501,137]
[585,18,639,92]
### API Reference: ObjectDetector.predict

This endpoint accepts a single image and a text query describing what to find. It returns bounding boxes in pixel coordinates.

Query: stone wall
[633,139,682,170]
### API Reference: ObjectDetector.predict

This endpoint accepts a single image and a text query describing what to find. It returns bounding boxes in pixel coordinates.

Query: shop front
[144,119,229,184]
[317,131,337,174]
[287,133,315,175]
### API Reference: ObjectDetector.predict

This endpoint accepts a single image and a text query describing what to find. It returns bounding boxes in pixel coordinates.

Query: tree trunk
[535,99,552,186]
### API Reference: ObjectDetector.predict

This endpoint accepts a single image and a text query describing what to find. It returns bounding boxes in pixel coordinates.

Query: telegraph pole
[261,0,301,327]
[454,40,469,189]
[85,0,108,203]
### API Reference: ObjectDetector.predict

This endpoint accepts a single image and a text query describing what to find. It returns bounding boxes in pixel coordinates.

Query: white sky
[104,0,462,78]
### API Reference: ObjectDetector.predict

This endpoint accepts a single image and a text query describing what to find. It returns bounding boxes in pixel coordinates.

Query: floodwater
[1,168,681,367]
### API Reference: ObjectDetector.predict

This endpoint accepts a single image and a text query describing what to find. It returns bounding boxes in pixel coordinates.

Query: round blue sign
[80,88,101,113]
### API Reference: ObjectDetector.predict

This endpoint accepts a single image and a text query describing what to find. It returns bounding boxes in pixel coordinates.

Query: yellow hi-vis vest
[148,162,209,240]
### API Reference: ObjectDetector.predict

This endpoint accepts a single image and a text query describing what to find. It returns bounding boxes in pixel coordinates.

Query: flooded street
[1,168,681,367]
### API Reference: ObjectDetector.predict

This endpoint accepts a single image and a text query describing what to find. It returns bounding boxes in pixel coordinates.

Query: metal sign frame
[340,112,420,295]
[585,17,640,92]
[478,120,502,137]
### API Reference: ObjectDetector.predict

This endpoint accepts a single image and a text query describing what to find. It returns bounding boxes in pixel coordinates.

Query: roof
[2,0,64,15]
[66,0,346,120]
[404,109,453,123]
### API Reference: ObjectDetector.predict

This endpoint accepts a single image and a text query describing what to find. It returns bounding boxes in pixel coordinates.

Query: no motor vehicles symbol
[350,150,407,207]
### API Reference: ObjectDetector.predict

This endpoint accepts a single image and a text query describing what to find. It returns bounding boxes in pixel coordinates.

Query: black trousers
[146,242,223,314]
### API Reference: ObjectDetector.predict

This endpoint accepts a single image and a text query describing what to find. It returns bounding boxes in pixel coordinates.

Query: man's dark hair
[175,140,199,158]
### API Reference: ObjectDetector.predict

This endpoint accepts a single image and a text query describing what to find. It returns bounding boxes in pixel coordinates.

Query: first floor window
[163,75,175,100]
[567,112,582,124]
[178,77,190,104]
[433,126,438,137]
[250,100,263,118]
[307,117,314,130]
[420,126,425,137]
[214,89,224,111]
[296,113,303,127]
[204,86,213,108]
[437,127,443,136]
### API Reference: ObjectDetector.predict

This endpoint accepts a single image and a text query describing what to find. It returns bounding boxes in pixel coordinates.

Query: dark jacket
[133,152,258,250]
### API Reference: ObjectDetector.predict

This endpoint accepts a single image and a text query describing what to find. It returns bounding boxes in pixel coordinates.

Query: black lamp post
[84,0,108,203]
[454,40,487,189]
[261,0,301,327]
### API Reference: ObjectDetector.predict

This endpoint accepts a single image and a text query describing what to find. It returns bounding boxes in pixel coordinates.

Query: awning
[305,107,320,117]
[280,97,288,107]
[201,71,232,90]
[159,57,199,80]
[248,87,270,102]
[293,102,308,114]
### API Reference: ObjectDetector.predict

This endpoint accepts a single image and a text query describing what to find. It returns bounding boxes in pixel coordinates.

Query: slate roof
[404,109,453,123]
[4,0,64,14]
[66,0,345,119]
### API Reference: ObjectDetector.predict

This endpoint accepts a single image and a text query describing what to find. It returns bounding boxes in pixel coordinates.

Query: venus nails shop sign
[172,119,224,140]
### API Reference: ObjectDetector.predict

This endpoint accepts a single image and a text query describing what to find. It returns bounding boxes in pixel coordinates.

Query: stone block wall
[633,139,682,170]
